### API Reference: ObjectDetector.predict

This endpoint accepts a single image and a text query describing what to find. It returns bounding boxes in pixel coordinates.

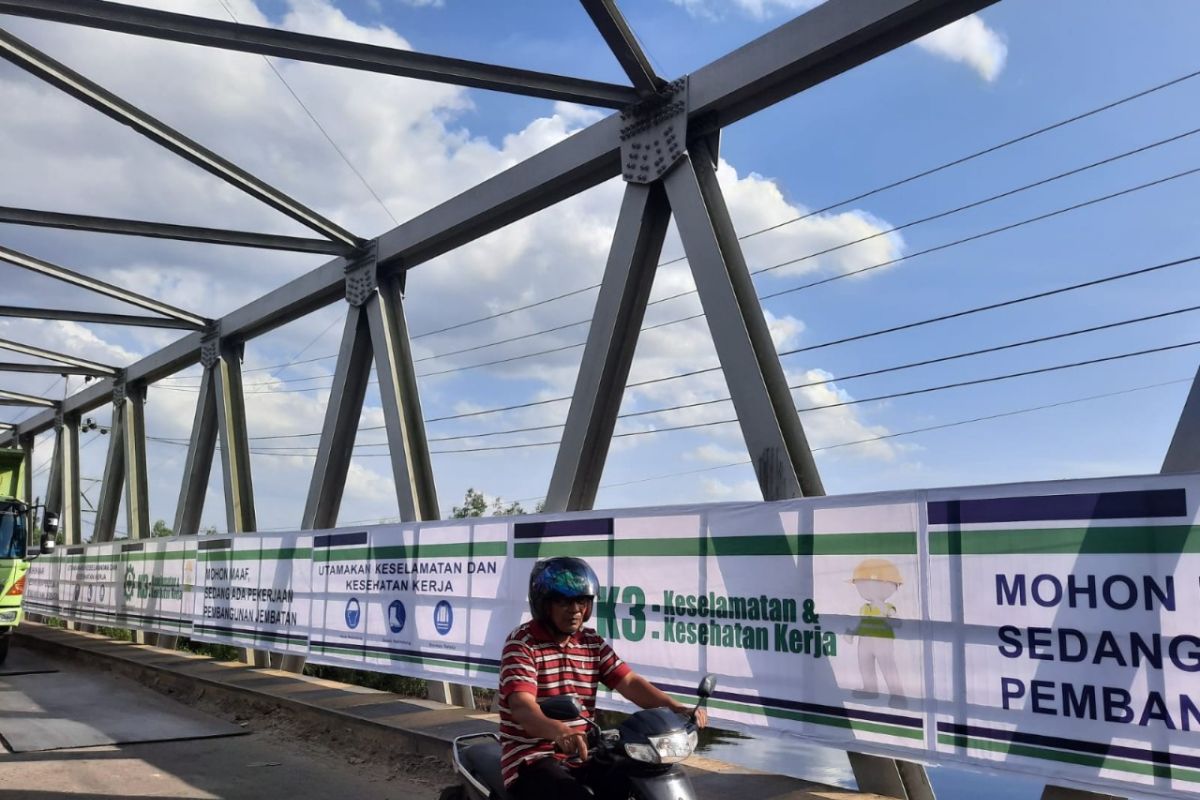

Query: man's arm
[612,672,708,727]
[507,690,590,760]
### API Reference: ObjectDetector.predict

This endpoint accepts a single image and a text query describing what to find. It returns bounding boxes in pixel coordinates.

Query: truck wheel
[0,635,9,665]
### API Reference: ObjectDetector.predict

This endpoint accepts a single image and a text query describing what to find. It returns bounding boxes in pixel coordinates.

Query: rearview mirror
[697,674,716,700]
[538,695,584,721]
[40,536,56,556]
[42,511,59,536]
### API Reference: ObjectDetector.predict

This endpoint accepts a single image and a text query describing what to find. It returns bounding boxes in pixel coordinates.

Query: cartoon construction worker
[847,558,905,703]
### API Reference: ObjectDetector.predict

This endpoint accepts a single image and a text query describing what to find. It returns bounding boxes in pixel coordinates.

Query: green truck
[0,447,57,664]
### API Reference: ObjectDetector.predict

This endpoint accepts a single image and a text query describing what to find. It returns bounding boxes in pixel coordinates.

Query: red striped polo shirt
[498,620,631,787]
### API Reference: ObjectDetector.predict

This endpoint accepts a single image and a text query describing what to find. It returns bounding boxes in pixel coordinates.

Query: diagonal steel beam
[0,388,56,407]
[0,245,205,328]
[303,305,374,530]
[0,362,106,377]
[0,27,360,247]
[0,305,198,330]
[1,0,995,446]
[580,0,664,96]
[0,0,640,109]
[0,206,351,255]
[92,403,125,543]
[173,365,218,536]
[545,181,670,511]
[0,336,116,374]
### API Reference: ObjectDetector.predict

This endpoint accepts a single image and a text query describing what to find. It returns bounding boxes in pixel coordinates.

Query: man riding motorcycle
[498,557,708,800]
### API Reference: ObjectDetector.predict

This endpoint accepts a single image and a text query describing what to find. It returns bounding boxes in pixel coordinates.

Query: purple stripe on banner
[928,488,1186,525]
[514,518,614,540]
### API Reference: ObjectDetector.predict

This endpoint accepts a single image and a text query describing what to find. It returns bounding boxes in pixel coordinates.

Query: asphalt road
[0,646,450,800]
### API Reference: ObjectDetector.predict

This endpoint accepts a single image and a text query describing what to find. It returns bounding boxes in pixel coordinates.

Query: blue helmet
[528,557,599,624]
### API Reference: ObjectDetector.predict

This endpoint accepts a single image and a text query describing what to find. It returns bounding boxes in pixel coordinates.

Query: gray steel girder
[92,405,125,543]
[366,275,438,522]
[303,306,374,530]
[0,245,204,328]
[580,0,664,96]
[663,145,823,500]
[0,206,351,255]
[122,383,150,539]
[0,0,639,109]
[544,182,671,512]
[1,0,996,447]
[1162,362,1200,472]
[0,389,55,407]
[0,27,359,248]
[44,422,62,519]
[213,341,256,533]
[61,413,81,544]
[173,367,218,536]
[0,306,197,331]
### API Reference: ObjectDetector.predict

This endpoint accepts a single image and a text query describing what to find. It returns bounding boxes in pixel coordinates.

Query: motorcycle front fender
[627,767,696,800]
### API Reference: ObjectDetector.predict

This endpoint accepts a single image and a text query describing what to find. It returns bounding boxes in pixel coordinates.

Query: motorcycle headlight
[625,730,697,765]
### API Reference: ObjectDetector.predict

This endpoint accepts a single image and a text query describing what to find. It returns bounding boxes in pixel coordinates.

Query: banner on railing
[23,472,1200,799]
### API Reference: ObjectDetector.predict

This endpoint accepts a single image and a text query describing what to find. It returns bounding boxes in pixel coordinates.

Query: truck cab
[0,448,56,664]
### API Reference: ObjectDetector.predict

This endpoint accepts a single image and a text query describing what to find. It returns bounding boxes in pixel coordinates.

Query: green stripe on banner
[928,525,1200,555]
[311,642,500,674]
[313,541,507,562]
[938,734,1200,783]
[690,694,922,740]
[515,532,917,560]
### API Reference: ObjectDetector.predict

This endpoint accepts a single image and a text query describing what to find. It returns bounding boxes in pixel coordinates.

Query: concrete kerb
[13,623,886,800]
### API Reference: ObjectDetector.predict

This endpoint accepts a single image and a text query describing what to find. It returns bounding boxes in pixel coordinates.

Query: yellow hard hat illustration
[851,558,903,585]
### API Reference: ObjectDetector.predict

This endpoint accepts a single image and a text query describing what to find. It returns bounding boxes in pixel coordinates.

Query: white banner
[21,472,1200,798]
[191,532,310,653]
[305,521,513,684]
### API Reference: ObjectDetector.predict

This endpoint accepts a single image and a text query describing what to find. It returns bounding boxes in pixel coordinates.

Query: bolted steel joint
[111,369,127,408]
[53,408,64,432]
[619,76,689,184]
[345,240,380,307]
[200,321,221,369]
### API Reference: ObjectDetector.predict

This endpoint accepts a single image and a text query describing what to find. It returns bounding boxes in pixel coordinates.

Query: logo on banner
[387,599,406,633]
[434,600,453,635]
[123,566,137,600]
[345,597,361,629]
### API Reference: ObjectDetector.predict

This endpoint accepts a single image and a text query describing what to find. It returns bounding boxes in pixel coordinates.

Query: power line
[156,144,1200,394]
[155,253,1200,439]
[174,337,1200,456]
[212,0,398,227]
[396,65,1200,341]
[412,124,1200,365]
[512,375,1194,503]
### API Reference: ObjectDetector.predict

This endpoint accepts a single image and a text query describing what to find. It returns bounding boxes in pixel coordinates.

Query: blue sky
[1,0,1199,533]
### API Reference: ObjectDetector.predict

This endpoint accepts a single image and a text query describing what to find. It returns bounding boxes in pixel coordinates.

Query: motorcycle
[444,674,715,800]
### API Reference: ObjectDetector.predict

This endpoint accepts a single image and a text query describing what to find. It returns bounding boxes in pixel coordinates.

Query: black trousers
[510,756,626,800]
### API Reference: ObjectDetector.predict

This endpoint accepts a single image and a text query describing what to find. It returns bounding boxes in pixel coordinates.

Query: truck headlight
[0,610,18,623]
[625,730,697,764]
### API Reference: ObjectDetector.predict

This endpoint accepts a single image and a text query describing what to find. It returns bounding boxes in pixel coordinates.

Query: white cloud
[669,0,820,21]
[2,0,910,529]
[916,14,1007,82]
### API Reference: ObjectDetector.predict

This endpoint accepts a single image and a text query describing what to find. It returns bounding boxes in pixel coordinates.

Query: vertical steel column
[44,416,62,520]
[365,272,438,522]
[661,142,823,499]
[123,382,149,540]
[303,306,374,529]
[213,339,256,534]
[61,412,81,545]
[173,363,218,536]
[212,336,265,665]
[545,181,670,512]
[92,402,126,543]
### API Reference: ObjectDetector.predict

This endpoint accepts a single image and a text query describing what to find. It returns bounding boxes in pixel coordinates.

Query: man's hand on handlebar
[553,725,589,761]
